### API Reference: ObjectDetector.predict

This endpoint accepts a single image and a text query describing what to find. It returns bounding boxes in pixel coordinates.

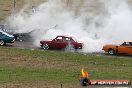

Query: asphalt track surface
[4,40,132,59]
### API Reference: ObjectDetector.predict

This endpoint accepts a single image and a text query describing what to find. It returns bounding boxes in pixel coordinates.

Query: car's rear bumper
[75,44,83,49]
[11,39,15,43]
[78,46,82,49]
[9,39,15,43]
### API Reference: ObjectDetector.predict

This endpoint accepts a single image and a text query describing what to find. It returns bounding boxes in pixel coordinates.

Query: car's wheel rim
[109,50,114,55]
[0,40,4,46]
[42,44,49,50]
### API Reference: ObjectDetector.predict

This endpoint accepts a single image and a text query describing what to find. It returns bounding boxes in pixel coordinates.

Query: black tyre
[42,44,49,50]
[108,49,115,55]
[0,40,5,46]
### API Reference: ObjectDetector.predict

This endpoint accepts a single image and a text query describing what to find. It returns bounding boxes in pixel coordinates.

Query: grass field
[0,46,131,87]
[0,1,132,87]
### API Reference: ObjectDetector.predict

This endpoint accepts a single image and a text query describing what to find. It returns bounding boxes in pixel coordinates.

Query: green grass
[0,46,131,84]
[0,68,77,83]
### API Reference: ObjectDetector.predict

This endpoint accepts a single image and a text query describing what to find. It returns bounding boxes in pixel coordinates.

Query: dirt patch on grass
[0,47,81,69]
[0,54,80,70]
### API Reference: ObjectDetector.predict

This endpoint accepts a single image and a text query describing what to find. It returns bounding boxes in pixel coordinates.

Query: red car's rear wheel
[42,44,49,50]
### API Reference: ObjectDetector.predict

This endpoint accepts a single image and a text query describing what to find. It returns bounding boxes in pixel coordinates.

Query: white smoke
[7,0,132,52]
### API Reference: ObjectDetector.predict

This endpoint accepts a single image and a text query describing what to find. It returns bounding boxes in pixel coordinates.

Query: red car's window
[65,37,70,41]
[63,37,75,42]
[55,37,63,42]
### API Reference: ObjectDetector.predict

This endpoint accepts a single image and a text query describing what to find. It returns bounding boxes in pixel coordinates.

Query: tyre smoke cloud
[8,0,132,52]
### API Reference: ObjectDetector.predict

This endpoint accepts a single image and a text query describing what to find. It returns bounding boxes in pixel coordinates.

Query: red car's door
[51,37,66,49]
[63,37,75,49]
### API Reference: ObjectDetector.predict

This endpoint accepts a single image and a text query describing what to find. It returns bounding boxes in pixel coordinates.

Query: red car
[40,35,83,50]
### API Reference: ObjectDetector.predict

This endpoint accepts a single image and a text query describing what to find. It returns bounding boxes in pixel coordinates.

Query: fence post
[13,0,16,9]
[61,84,62,88]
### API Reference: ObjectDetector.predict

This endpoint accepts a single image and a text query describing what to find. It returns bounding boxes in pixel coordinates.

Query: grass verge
[0,46,131,84]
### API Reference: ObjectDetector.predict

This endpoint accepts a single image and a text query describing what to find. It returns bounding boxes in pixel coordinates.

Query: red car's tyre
[108,49,115,55]
[42,44,49,50]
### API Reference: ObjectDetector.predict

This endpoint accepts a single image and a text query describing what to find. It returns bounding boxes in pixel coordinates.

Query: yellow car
[102,41,132,55]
